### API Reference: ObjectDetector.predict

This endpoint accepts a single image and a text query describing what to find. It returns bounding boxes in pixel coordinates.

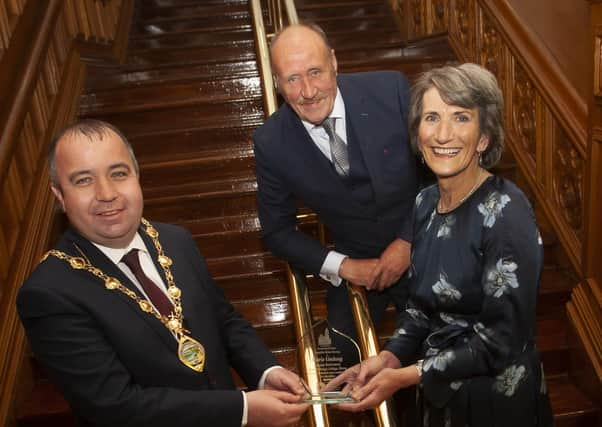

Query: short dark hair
[48,119,139,188]
[408,63,505,169]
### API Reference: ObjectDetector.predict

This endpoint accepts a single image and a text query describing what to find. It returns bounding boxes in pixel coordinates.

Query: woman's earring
[478,151,483,167]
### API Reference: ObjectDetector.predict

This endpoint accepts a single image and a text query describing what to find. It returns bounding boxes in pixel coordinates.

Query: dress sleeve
[383,190,432,364]
[382,305,431,366]
[420,188,544,408]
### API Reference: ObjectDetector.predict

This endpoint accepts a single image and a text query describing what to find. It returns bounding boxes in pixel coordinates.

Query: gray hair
[408,63,505,169]
[48,119,139,188]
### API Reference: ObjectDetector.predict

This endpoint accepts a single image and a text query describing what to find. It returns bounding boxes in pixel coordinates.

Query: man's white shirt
[300,88,348,286]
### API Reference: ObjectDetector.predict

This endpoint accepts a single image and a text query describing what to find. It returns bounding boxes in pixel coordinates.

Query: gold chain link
[42,218,187,337]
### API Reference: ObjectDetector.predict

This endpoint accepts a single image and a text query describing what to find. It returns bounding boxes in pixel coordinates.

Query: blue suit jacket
[17,223,277,427]
[253,71,418,274]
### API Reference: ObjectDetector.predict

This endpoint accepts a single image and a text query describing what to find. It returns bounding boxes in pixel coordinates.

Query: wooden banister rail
[0,1,133,424]
[250,0,278,116]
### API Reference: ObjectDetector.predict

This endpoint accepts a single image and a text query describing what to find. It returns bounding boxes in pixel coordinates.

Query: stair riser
[143,193,258,224]
[141,157,255,190]
[554,413,600,427]
[81,77,262,115]
[298,4,386,20]
[339,58,454,78]
[218,274,289,301]
[328,31,404,47]
[254,323,296,349]
[131,29,255,50]
[194,230,264,259]
[335,46,406,62]
[89,101,263,138]
[129,44,255,67]
[207,253,284,281]
[139,3,247,21]
[86,61,259,90]
[311,16,397,32]
[132,126,257,164]
[133,14,250,35]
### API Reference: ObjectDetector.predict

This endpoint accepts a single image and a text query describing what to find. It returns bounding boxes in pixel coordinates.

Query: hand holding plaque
[298,320,361,404]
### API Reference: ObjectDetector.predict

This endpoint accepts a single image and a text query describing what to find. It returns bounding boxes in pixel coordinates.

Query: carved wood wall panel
[583,7,602,392]
[450,0,476,62]
[429,0,447,34]
[479,11,505,88]
[551,126,584,241]
[0,1,132,424]
[409,0,425,39]
[390,0,449,40]
[510,61,538,167]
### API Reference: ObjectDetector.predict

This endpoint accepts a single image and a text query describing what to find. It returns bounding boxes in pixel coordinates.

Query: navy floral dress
[384,175,553,426]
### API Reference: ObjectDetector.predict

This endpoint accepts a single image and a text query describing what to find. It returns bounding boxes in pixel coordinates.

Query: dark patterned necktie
[322,117,349,176]
[121,249,173,317]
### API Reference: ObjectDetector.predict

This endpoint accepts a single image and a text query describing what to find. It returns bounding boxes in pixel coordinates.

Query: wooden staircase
[15,0,598,426]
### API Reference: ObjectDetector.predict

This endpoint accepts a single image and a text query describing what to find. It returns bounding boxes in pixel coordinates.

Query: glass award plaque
[298,319,360,404]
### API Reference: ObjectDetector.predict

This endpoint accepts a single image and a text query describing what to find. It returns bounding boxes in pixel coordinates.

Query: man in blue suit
[253,24,419,363]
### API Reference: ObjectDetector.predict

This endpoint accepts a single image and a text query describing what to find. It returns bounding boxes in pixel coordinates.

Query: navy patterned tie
[322,117,349,176]
[121,249,173,317]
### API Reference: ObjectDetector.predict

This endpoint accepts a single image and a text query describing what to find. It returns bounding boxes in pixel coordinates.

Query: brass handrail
[287,266,330,427]
[250,1,397,425]
[347,285,398,426]
[250,0,277,116]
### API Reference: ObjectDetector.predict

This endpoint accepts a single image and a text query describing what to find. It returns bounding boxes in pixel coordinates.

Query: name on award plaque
[299,320,360,404]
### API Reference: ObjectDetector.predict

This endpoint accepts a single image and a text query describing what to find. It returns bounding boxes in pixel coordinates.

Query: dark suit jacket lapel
[64,227,177,349]
[338,76,386,197]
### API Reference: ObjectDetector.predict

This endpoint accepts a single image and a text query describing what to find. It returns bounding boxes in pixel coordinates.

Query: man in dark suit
[17,120,309,427]
[253,24,419,361]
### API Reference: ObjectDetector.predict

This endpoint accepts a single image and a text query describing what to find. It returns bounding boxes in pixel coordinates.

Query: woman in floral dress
[325,63,553,426]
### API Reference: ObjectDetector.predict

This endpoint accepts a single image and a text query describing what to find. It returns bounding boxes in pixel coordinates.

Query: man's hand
[370,239,411,291]
[264,367,307,397]
[246,389,309,427]
[338,258,379,288]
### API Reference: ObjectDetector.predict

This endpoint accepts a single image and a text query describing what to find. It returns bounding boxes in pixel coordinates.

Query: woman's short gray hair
[408,63,505,169]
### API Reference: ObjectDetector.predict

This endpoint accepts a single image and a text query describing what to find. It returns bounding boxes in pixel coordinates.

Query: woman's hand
[337,365,420,412]
[322,351,401,394]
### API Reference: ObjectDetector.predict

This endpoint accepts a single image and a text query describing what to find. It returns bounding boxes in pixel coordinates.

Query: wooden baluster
[74,0,91,40]
[0,2,10,53]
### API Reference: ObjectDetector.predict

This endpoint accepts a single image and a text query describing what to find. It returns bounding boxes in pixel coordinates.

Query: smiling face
[51,129,143,248]
[271,26,338,125]
[418,87,489,182]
